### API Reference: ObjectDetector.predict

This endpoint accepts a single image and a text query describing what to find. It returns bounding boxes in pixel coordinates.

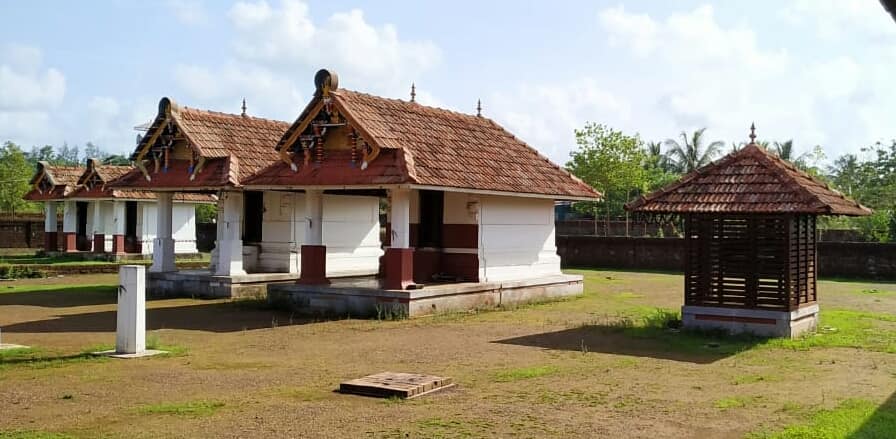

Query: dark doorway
[124,201,140,253]
[76,201,90,251]
[418,190,444,248]
[243,191,264,243]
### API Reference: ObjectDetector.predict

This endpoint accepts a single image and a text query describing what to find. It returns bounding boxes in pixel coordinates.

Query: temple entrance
[124,201,140,253]
[243,191,263,243]
[75,201,90,251]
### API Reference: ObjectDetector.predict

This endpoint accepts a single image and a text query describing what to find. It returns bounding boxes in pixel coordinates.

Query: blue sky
[2,0,895,164]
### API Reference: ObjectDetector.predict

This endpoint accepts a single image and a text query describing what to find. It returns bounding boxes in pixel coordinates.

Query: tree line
[566,123,896,242]
[0,140,129,215]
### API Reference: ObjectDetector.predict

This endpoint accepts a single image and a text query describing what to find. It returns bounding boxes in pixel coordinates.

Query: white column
[112,201,126,236]
[150,193,176,272]
[304,189,323,245]
[214,191,245,276]
[62,200,77,233]
[390,188,410,248]
[116,265,146,354]
[44,202,57,232]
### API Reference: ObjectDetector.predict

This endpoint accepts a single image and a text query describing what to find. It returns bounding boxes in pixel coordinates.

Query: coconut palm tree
[664,128,724,173]
[772,139,808,167]
[645,141,673,172]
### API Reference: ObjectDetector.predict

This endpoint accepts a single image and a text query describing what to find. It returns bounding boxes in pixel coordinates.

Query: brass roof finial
[410,83,416,103]
[476,99,482,117]
[749,122,756,144]
[241,98,247,117]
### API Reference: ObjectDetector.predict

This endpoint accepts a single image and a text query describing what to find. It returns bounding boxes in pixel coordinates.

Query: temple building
[626,129,871,337]
[112,70,601,315]
[24,159,212,256]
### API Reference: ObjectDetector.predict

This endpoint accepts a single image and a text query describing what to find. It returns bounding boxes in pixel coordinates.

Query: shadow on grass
[848,391,896,439]
[0,286,118,307]
[493,324,761,364]
[0,300,340,334]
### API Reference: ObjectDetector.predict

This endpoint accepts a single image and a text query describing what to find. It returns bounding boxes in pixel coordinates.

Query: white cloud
[0,44,65,145]
[489,79,632,163]
[169,0,209,25]
[171,0,441,123]
[0,44,65,112]
[780,0,896,41]
[226,0,440,94]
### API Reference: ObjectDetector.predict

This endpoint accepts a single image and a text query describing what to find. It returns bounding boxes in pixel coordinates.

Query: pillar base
[44,231,58,252]
[681,304,819,338]
[149,238,176,273]
[93,234,106,253]
[384,248,415,290]
[112,234,126,255]
[298,245,329,285]
[63,232,77,253]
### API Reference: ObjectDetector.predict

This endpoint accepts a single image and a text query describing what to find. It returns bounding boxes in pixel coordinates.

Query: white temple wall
[140,201,199,255]
[477,195,561,282]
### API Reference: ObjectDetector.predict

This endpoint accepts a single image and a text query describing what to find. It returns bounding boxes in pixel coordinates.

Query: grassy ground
[0,269,894,438]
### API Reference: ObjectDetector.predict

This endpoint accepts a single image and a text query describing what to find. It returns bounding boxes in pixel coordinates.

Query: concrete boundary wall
[557,236,896,280]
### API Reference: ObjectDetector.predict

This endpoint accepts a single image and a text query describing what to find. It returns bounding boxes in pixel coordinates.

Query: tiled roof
[111,158,232,190]
[625,144,872,216]
[28,162,83,188]
[23,162,84,200]
[68,185,216,203]
[265,88,600,199]
[128,98,290,187]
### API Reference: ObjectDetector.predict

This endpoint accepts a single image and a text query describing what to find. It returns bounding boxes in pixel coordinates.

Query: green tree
[566,123,647,233]
[663,128,723,173]
[0,141,36,215]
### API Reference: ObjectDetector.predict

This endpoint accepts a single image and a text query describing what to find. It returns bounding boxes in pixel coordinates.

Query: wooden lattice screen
[684,214,816,311]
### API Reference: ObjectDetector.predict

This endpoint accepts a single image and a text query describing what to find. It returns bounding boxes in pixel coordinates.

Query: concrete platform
[92,349,167,359]
[268,274,584,318]
[682,304,820,338]
[149,270,299,299]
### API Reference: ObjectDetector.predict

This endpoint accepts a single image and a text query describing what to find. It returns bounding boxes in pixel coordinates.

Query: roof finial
[241,98,247,117]
[410,83,416,103]
[749,122,756,144]
[476,99,482,117]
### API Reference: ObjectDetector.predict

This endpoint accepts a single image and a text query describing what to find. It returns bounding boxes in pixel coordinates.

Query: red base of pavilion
[297,245,330,285]
[63,232,77,253]
[44,232,58,252]
[384,248,414,290]
[93,234,105,253]
[111,234,126,255]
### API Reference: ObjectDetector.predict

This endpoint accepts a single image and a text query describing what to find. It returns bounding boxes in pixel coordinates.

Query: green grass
[767,309,896,353]
[0,283,116,295]
[0,346,108,371]
[748,398,896,439]
[138,400,225,417]
[492,365,559,382]
[0,431,75,439]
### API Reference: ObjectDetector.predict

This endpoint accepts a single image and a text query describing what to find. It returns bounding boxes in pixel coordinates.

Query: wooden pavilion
[626,130,871,337]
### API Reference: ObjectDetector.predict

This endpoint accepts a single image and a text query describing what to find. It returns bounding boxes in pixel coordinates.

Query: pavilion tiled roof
[625,143,872,216]
[23,162,85,201]
[258,87,600,200]
[118,98,290,188]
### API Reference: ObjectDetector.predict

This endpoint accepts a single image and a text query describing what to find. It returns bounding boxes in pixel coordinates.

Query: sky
[1,0,895,165]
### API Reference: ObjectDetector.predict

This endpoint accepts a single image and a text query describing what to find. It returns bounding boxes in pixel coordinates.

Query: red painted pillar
[93,234,105,253]
[64,232,77,252]
[112,234,126,255]
[298,245,329,285]
[44,232,58,252]
[384,248,414,290]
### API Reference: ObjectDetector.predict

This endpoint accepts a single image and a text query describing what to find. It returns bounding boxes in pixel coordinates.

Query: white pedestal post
[94,265,164,358]
[116,265,146,354]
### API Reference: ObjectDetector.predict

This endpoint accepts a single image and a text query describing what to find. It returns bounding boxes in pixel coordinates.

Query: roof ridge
[334,88,487,123]
[179,105,290,126]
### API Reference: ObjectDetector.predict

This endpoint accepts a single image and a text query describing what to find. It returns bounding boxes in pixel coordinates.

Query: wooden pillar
[384,187,414,290]
[44,202,58,252]
[150,193,176,273]
[298,189,328,284]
